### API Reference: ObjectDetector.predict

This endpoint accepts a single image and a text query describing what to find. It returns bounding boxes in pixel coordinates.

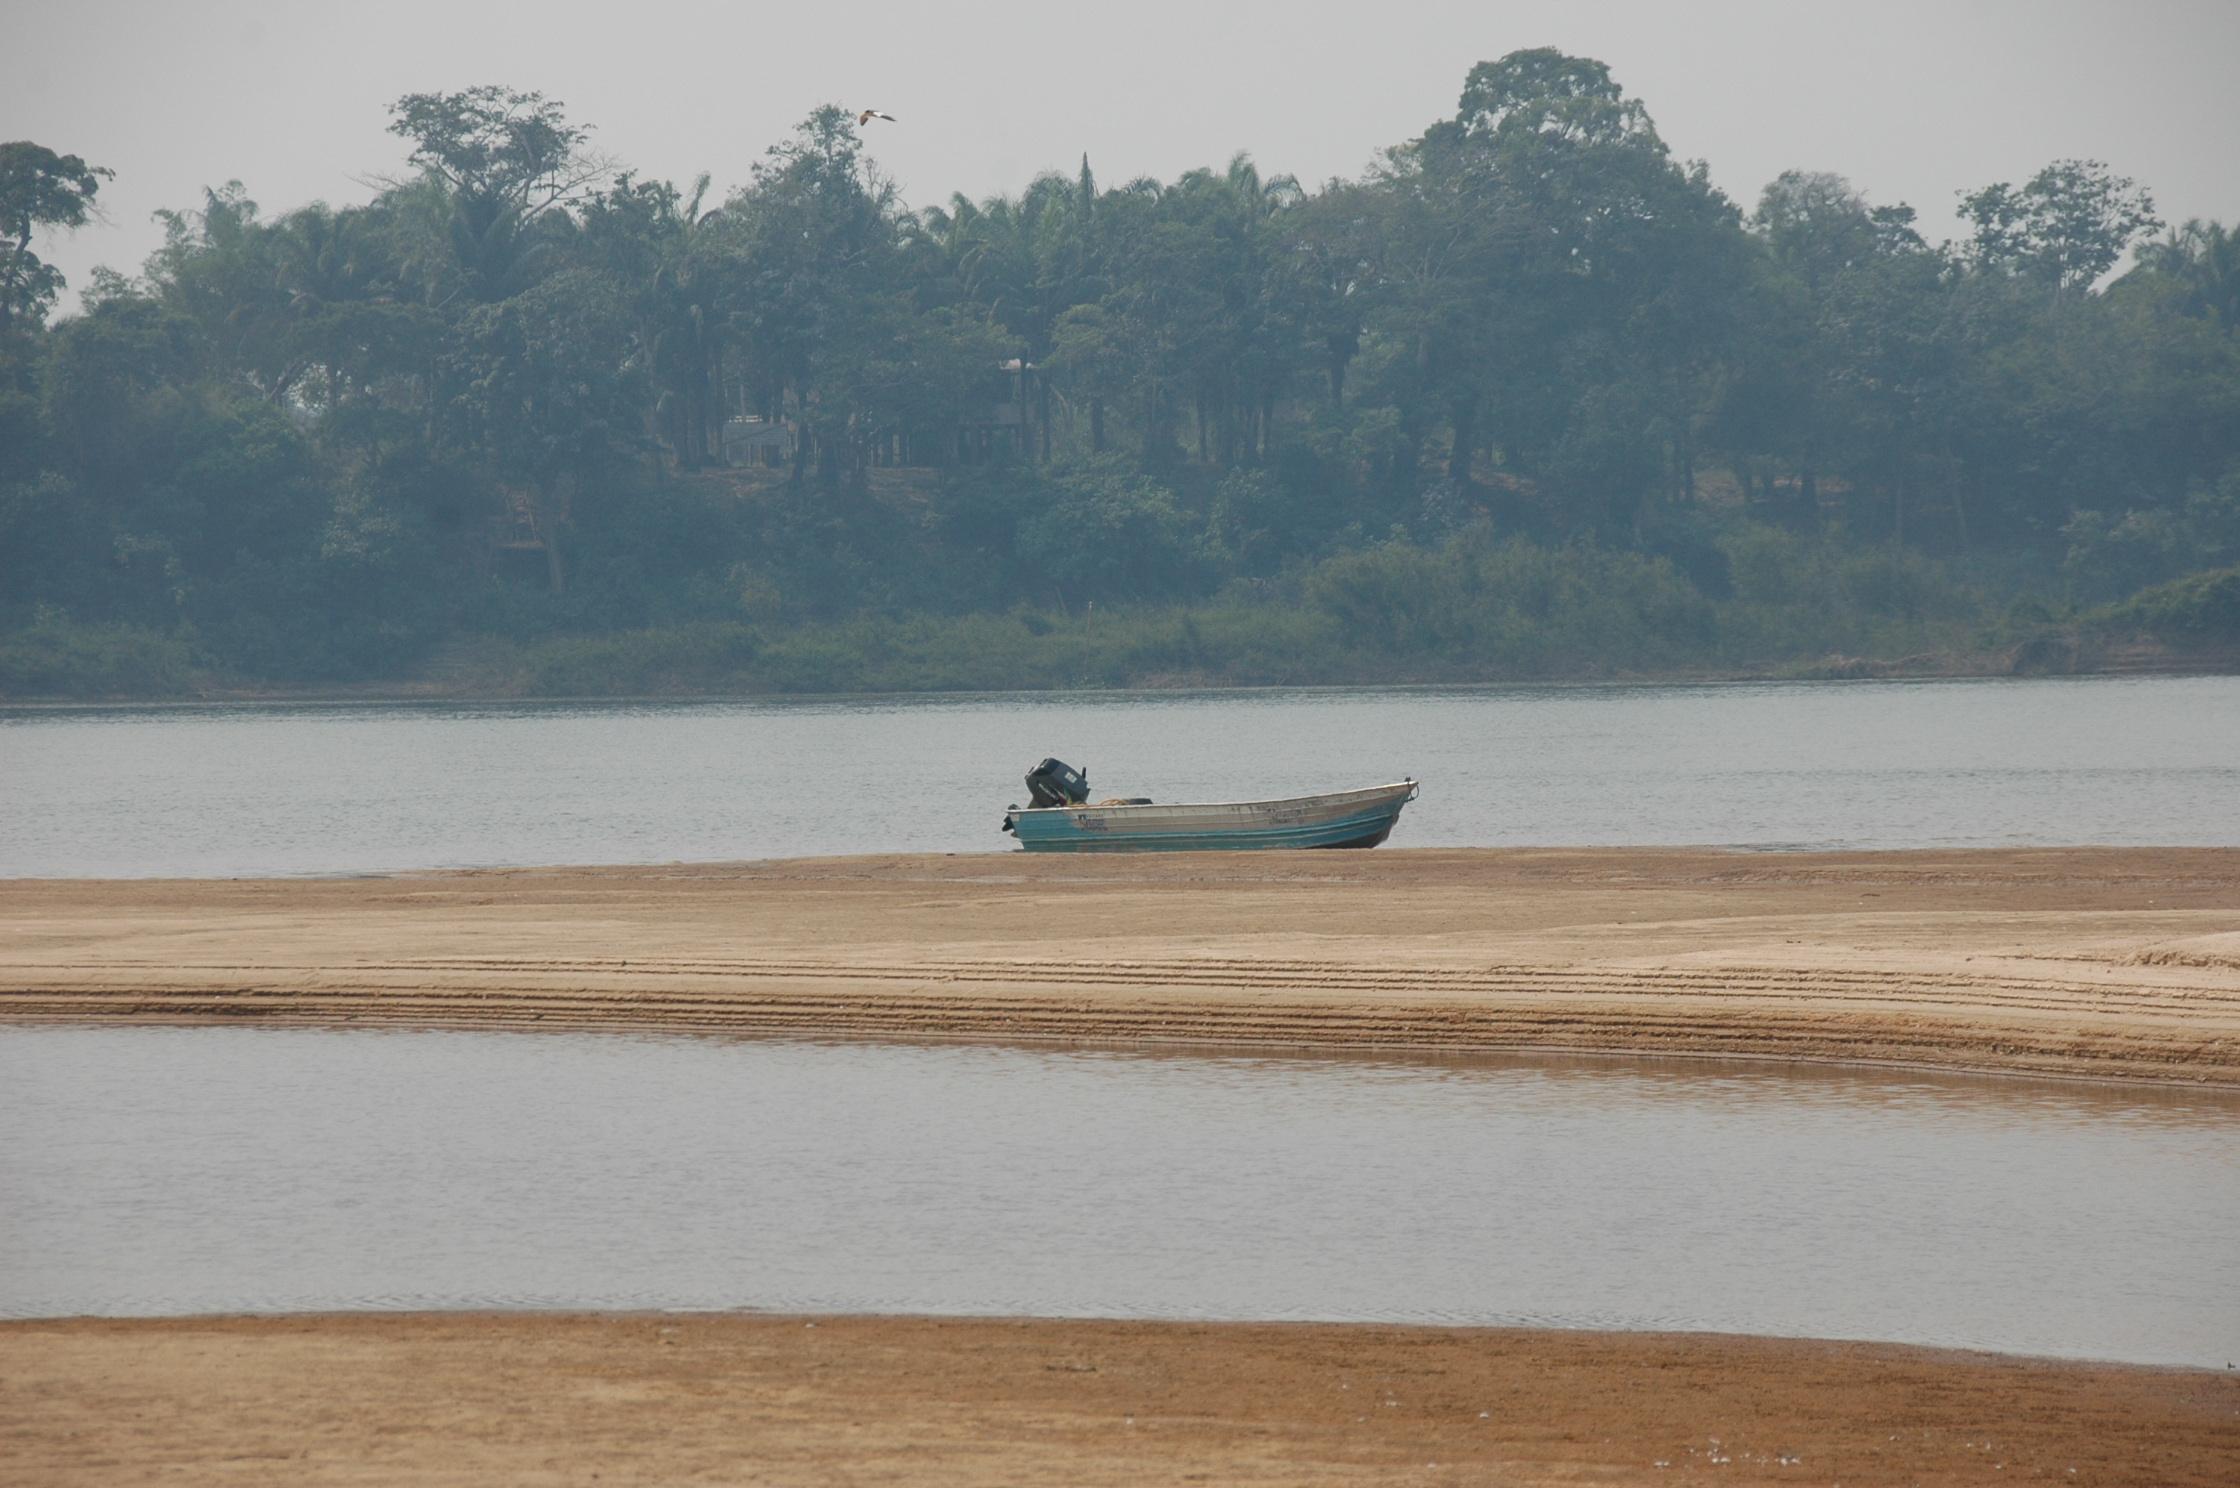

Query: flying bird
[857,109,896,125]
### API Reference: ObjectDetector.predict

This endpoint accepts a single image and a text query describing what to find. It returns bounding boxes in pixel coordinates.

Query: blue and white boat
[1001,762,1418,852]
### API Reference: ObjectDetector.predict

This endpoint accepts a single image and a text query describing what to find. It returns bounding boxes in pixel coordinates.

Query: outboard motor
[1025,757,1091,808]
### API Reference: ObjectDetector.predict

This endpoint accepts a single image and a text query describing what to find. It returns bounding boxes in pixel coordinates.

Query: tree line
[3,50,2237,694]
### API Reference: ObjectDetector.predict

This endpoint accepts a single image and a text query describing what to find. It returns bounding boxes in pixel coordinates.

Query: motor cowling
[1025,757,1090,808]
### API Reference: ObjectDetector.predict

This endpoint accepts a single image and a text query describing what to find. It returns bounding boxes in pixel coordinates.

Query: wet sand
[4,1313,2234,1486]
[4,847,2238,1084]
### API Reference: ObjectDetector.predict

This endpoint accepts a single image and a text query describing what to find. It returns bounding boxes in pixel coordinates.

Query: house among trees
[720,412,794,467]
[952,358,1033,465]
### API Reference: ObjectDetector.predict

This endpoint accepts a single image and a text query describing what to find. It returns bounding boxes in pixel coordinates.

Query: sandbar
[5,847,2237,1084]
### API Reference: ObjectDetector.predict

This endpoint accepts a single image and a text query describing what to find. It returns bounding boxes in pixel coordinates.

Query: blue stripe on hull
[1010,803,1406,853]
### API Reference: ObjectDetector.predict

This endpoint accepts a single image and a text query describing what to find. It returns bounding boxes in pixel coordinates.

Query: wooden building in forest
[720,414,794,467]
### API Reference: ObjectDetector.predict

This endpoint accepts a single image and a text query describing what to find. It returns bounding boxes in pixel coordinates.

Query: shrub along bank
[10,526,2176,701]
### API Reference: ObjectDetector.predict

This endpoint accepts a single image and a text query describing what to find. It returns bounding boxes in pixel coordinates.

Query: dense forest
[3,50,2237,698]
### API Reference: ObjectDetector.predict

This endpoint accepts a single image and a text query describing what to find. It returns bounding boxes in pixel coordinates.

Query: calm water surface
[4,675,2238,875]
[2,1026,2234,1367]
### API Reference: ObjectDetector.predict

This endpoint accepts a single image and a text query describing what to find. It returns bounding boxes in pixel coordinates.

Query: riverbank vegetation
[4,55,2237,699]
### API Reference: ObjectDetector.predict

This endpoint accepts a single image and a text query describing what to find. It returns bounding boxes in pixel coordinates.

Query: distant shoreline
[6,846,2236,1088]
[4,622,2232,708]
[6,645,2236,709]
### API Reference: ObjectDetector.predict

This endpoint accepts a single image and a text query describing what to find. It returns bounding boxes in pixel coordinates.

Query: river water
[6,678,2235,1364]
[1,1027,2234,1367]
[3,675,2238,875]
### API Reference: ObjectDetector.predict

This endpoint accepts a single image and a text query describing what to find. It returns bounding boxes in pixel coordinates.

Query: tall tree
[0,142,112,328]
[1724,172,1933,523]
[581,173,734,468]
[1365,48,1745,522]
[441,267,640,591]
[722,106,898,485]
[386,86,602,305]
[1959,159,2160,296]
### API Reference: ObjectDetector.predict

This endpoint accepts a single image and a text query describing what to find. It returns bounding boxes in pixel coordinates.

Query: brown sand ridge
[4,847,2239,1084]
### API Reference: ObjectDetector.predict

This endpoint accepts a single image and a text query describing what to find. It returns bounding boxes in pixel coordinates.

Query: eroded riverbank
[5,848,2238,1084]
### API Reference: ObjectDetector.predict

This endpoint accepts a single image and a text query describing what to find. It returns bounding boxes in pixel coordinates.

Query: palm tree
[928,173,1101,460]
[644,175,729,467]
[268,203,409,416]
[2135,219,2240,327]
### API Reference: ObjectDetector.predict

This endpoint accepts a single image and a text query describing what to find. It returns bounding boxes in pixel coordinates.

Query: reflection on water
[2,1026,2234,1367]
[5,675,2240,875]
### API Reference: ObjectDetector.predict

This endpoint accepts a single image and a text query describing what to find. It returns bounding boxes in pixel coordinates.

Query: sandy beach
[5,847,2238,1083]
[4,1313,2236,1486]
[6,847,2238,1483]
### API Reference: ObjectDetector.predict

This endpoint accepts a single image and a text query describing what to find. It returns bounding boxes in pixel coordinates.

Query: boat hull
[1003,781,1418,853]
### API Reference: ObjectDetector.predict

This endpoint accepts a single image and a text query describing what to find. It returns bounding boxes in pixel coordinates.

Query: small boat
[1001,759,1419,852]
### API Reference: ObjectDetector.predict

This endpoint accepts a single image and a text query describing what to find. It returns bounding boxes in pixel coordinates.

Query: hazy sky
[11,0,2238,309]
